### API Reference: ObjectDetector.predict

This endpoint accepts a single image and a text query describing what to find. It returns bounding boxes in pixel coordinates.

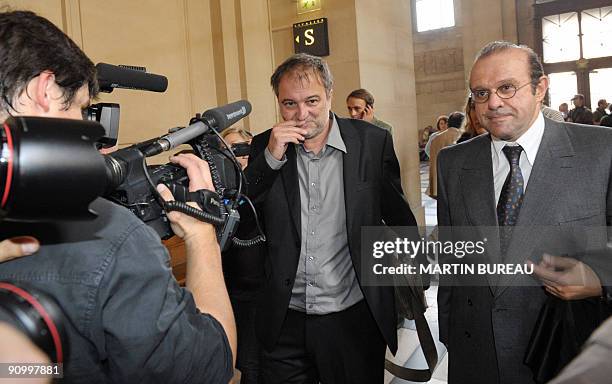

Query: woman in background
[424,115,449,158]
[221,127,264,384]
[457,96,487,143]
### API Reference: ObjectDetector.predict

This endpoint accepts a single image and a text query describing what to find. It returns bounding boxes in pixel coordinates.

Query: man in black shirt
[568,94,594,125]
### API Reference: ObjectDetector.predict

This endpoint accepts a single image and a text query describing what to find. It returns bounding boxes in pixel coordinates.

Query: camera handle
[163,188,225,227]
[164,200,224,226]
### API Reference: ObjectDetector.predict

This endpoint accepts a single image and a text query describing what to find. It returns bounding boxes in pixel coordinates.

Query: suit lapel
[339,118,361,243]
[281,144,301,241]
[495,119,575,296]
[460,137,497,227]
[459,136,500,289]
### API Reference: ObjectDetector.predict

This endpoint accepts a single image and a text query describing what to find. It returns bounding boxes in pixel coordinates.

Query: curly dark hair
[0,10,98,114]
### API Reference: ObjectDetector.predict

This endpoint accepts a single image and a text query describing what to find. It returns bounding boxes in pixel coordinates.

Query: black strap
[185,189,221,218]
[385,283,438,382]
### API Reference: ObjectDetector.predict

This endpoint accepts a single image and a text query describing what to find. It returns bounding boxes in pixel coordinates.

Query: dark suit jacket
[436,118,612,384]
[245,115,418,354]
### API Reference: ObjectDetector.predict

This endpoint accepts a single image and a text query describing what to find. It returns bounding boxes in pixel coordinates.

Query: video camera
[104,99,261,249]
[0,63,264,251]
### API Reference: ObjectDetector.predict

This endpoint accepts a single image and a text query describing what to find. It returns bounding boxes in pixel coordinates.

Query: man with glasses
[436,41,612,383]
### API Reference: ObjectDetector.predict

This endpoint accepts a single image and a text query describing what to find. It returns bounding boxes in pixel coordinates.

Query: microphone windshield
[96,63,168,93]
[202,100,252,132]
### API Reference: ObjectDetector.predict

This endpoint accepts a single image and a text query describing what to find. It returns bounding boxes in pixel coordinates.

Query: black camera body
[104,131,240,244]
[105,138,238,245]
[104,147,179,238]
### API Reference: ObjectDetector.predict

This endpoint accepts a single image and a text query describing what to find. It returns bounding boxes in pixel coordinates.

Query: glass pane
[582,7,612,59]
[542,12,580,63]
[548,72,577,114]
[589,68,612,110]
[415,0,455,32]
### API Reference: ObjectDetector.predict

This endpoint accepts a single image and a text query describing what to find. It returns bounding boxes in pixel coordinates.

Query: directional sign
[293,18,329,57]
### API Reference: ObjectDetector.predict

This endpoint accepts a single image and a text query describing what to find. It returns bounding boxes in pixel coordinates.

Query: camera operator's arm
[0,322,50,383]
[0,237,39,262]
[157,153,237,366]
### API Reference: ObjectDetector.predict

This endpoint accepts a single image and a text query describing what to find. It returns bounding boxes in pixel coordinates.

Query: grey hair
[270,53,333,96]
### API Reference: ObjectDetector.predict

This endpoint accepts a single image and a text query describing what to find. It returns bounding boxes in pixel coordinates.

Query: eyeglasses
[470,82,532,103]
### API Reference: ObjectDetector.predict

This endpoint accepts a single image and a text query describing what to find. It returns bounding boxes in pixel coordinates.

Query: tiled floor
[420,162,438,228]
[383,161,448,384]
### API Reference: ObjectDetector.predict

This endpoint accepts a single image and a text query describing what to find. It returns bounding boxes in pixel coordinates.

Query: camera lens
[0,121,16,219]
[1,117,110,220]
[0,282,69,363]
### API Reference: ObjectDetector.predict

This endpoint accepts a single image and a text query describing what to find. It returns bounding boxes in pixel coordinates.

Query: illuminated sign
[297,0,322,15]
[293,18,329,57]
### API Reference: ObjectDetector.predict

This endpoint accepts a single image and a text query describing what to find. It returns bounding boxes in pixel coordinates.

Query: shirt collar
[326,113,346,153]
[491,111,545,167]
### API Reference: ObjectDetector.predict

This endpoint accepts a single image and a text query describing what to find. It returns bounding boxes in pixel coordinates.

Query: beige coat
[427,127,461,198]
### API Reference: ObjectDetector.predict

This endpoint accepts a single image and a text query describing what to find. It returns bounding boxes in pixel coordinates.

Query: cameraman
[0,10,235,383]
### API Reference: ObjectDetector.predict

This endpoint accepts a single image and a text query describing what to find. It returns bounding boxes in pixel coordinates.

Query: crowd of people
[561,95,612,127]
[1,9,611,384]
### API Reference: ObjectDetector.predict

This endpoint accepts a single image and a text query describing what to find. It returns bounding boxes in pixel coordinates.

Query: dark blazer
[245,115,418,354]
[436,118,612,384]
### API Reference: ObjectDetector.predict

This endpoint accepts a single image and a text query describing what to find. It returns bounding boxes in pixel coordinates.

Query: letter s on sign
[305,29,315,45]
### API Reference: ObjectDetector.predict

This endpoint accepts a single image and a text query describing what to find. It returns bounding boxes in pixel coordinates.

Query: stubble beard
[303,122,324,139]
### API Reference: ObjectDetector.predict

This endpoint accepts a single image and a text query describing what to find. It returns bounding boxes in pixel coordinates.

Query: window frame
[535,0,612,108]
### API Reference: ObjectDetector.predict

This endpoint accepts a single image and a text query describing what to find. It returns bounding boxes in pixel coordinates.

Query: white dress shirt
[491,112,545,204]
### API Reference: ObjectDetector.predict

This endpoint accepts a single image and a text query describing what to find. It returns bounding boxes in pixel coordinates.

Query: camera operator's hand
[266,120,308,161]
[156,153,215,241]
[0,236,40,262]
[155,153,237,366]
